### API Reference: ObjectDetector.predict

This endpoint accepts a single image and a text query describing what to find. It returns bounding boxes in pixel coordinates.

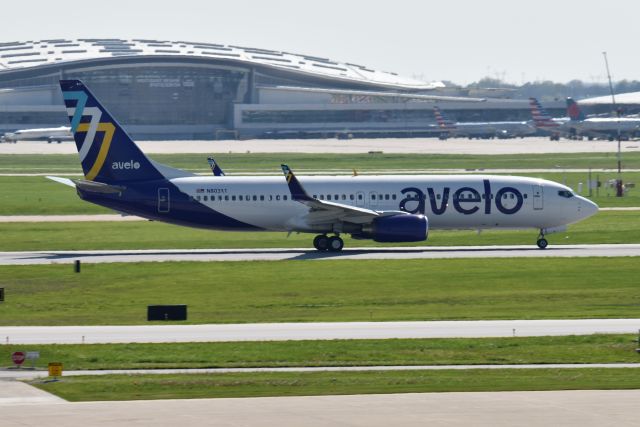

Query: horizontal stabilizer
[45,176,76,188]
[75,180,126,194]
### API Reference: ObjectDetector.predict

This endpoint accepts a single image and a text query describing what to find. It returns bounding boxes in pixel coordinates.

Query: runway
[1,244,639,265]
[2,319,639,344]
[2,390,639,427]
[4,363,640,381]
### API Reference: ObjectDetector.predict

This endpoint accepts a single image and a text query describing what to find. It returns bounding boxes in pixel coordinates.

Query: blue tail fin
[60,80,164,183]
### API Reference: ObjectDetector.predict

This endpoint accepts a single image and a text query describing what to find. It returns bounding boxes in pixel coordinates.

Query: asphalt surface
[3,363,640,381]
[2,319,639,344]
[1,137,638,155]
[0,244,639,265]
[2,390,639,426]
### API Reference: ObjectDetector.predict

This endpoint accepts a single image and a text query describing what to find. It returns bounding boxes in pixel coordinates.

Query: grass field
[0,258,638,325]
[1,210,638,251]
[3,335,639,370]
[2,152,640,173]
[31,368,640,401]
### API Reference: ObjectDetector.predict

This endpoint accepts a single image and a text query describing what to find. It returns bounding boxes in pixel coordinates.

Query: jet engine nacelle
[358,214,429,243]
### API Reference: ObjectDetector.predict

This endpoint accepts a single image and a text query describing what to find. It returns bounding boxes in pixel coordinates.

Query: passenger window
[225,195,229,201]
[350,194,354,200]
[196,196,201,201]
[313,195,317,199]
[239,195,243,201]
[232,196,236,201]
[510,194,514,199]
[253,195,257,201]
[358,194,363,200]
[524,194,528,199]
[320,195,324,200]
[342,194,346,200]
[392,194,396,200]
[385,194,390,200]
[284,195,288,200]
[327,195,331,200]
[260,195,264,201]
[372,194,376,200]
[269,195,273,201]
[437,194,441,200]
[204,196,208,201]
[335,194,339,200]
[276,195,280,201]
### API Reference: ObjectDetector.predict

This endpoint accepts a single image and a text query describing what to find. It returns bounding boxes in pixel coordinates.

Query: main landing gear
[536,230,548,249]
[313,234,344,252]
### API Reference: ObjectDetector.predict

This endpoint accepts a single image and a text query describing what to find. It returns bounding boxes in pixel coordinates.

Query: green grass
[1,258,638,325]
[30,368,640,401]
[0,210,638,251]
[3,335,639,370]
[2,152,640,173]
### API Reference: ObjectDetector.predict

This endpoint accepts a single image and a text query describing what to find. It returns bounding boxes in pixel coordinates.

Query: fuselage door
[158,188,170,213]
[532,185,543,210]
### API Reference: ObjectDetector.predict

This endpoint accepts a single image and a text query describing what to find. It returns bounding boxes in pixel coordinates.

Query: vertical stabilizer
[60,80,165,183]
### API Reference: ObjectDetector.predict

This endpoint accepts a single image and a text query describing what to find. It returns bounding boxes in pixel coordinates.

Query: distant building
[0,39,563,139]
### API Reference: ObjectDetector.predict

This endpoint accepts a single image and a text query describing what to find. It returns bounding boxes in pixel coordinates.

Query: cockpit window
[558,190,574,198]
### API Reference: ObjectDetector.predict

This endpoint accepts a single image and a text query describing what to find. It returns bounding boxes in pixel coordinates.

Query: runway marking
[1,244,639,265]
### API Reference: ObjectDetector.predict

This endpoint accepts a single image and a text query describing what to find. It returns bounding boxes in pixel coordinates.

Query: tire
[328,236,344,252]
[537,238,548,249]
[313,235,329,251]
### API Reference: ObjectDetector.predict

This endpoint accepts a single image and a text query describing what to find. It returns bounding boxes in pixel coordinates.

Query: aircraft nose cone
[579,197,599,219]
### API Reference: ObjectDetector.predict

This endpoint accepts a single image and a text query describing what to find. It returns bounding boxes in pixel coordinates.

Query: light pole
[602,51,623,197]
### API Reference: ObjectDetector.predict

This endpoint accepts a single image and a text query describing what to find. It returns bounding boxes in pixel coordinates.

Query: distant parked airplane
[47,80,598,251]
[565,98,640,140]
[529,97,640,141]
[433,107,535,140]
[528,98,570,141]
[1,126,73,143]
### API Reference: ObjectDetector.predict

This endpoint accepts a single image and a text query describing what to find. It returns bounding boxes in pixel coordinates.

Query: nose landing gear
[313,234,344,252]
[536,230,548,249]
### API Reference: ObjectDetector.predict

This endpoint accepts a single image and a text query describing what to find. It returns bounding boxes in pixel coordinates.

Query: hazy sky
[3,0,639,85]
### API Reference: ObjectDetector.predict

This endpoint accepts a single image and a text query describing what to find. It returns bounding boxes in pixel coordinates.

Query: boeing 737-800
[47,80,598,251]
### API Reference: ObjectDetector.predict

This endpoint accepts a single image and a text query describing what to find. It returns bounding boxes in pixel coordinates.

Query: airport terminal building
[0,39,555,139]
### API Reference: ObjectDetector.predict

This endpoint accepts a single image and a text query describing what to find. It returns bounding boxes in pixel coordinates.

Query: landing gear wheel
[328,236,344,252]
[537,238,548,249]
[313,235,329,251]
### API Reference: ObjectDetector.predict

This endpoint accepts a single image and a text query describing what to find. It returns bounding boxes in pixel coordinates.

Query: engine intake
[357,214,429,243]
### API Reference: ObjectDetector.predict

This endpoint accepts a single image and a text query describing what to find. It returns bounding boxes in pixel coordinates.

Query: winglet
[207,156,225,176]
[281,164,313,201]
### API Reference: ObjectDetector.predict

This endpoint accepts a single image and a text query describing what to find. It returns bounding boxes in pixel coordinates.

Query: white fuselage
[170,174,597,233]
[2,126,73,142]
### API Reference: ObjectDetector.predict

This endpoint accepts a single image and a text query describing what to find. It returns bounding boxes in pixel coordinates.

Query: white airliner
[48,80,598,251]
[1,126,73,143]
[433,107,535,140]
[529,97,640,140]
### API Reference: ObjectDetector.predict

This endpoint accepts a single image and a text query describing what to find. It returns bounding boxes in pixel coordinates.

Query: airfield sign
[11,351,25,366]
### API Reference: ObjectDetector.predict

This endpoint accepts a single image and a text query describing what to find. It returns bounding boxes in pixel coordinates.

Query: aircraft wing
[280,164,407,225]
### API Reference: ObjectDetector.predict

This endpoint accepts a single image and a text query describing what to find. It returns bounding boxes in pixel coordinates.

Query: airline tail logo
[566,98,585,121]
[63,89,115,181]
[112,160,141,170]
[529,98,558,128]
[433,107,456,130]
